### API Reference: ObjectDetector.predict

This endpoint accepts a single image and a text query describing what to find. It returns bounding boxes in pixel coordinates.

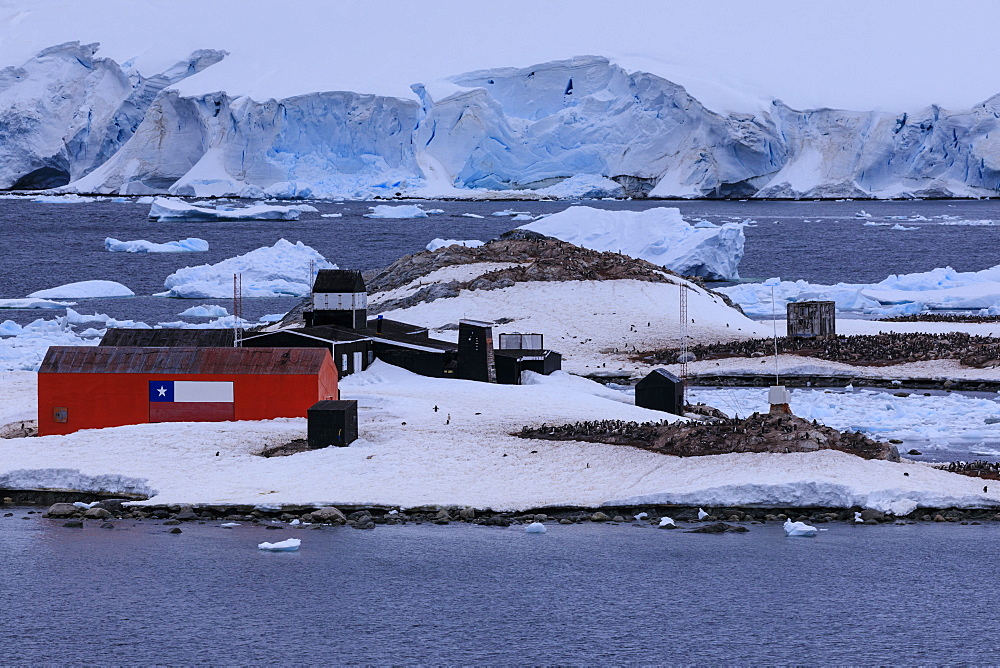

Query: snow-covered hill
[6,1,1000,199]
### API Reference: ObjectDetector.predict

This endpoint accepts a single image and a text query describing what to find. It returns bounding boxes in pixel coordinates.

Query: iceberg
[524,522,547,533]
[365,204,432,219]
[520,206,745,280]
[783,519,819,537]
[257,538,301,551]
[28,280,134,299]
[148,197,318,222]
[157,239,335,298]
[178,304,229,318]
[105,237,209,253]
[720,265,1000,316]
[425,238,484,251]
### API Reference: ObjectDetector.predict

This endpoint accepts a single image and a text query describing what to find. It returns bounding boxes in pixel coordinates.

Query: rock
[559,519,573,525]
[534,513,547,522]
[933,514,946,522]
[168,527,182,534]
[685,522,749,534]
[908,449,923,455]
[591,512,610,522]
[84,507,112,520]
[265,525,281,530]
[100,522,115,529]
[612,515,625,522]
[459,507,476,520]
[175,507,199,521]
[163,519,181,526]
[859,509,885,522]
[45,503,79,518]
[62,520,83,528]
[434,509,451,520]
[432,519,450,525]
[309,506,347,525]
[99,499,130,513]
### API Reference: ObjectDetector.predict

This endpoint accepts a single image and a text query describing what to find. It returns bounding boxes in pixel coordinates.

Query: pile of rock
[519,413,901,461]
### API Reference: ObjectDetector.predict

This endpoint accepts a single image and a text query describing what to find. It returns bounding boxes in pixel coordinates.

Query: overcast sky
[2,0,999,112]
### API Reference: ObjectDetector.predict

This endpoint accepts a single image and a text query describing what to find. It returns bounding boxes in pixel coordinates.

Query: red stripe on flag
[149,402,235,423]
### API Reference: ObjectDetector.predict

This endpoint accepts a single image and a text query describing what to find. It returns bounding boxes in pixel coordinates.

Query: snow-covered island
[4,207,1000,518]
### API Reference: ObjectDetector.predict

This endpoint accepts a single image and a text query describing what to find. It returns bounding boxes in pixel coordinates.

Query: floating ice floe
[157,239,335,298]
[658,517,676,527]
[32,194,92,203]
[783,519,818,537]
[0,298,75,309]
[891,224,918,231]
[221,522,241,528]
[493,209,531,217]
[320,213,343,218]
[461,213,485,219]
[524,522,547,533]
[519,206,745,280]
[511,213,534,221]
[105,237,209,253]
[28,280,134,299]
[257,538,301,551]
[365,204,437,219]
[72,501,100,509]
[425,238,484,252]
[178,304,229,318]
[148,197,317,222]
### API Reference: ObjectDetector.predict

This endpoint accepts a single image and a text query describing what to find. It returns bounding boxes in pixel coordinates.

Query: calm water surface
[2,516,998,665]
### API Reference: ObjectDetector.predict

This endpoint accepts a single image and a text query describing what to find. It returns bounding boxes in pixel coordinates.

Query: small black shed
[635,369,684,415]
[307,399,358,447]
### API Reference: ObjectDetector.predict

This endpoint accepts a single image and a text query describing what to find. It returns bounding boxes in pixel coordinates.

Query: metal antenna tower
[679,281,689,383]
[233,273,243,347]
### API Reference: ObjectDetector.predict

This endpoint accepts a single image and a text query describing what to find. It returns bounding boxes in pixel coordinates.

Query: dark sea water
[4,197,1000,326]
[2,515,999,665]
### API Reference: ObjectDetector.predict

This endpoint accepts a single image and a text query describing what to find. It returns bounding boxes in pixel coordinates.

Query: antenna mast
[679,282,689,383]
[233,273,243,347]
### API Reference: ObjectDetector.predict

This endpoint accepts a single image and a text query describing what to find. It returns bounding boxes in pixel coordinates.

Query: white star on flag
[157,386,167,397]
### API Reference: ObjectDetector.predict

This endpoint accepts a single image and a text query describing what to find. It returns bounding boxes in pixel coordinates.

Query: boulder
[62,520,83,528]
[459,507,476,519]
[175,507,199,521]
[309,506,347,525]
[590,512,610,522]
[45,503,79,518]
[84,507,112,520]
[685,522,749,534]
[860,509,885,523]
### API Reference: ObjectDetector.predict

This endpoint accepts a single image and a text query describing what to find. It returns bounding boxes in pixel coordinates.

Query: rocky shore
[5,496,1000,530]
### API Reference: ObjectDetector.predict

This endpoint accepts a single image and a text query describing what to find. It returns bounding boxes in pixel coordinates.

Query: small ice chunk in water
[697,508,709,520]
[72,501,100,509]
[854,512,864,523]
[221,522,241,528]
[258,538,301,551]
[658,517,675,527]
[783,519,819,537]
[524,522,547,533]
[289,519,300,525]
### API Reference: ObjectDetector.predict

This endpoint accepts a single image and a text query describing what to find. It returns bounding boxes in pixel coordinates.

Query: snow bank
[519,206,745,280]
[0,298,74,309]
[376,278,770,374]
[365,204,438,219]
[720,265,1000,316]
[105,237,209,253]
[0,360,994,513]
[157,239,335,298]
[425,238,484,251]
[28,280,134,299]
[148,197,317,222]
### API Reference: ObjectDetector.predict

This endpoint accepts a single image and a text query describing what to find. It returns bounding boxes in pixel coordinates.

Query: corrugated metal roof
[100,328,236,348]
[312,269,365,294]
[39,346,331,375]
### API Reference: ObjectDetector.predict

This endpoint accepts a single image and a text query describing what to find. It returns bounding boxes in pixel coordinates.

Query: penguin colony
[935,460,1000,480]
[881,314,1000,324]
[643,332,1000,367]
[519,413,900,461]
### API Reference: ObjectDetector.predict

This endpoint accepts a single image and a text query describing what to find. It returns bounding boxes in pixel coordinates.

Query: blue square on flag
[149,381,174,402]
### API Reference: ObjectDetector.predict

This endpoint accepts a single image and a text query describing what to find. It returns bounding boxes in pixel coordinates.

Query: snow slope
[0,360,993,514]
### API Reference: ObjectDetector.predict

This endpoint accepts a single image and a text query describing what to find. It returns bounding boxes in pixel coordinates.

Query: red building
[37,346,338,436]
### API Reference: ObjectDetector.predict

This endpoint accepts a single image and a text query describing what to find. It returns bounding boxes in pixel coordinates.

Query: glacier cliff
[4,43,1000,199]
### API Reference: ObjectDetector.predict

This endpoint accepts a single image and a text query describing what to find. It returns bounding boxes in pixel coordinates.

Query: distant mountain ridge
[4,43,1000,200]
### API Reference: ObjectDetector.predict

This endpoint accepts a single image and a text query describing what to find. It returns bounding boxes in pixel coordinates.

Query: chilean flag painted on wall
[148,380,235,422]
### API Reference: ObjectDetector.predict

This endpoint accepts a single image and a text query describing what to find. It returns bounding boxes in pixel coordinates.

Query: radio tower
[679,281,689,383]
[233,273,243,347]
